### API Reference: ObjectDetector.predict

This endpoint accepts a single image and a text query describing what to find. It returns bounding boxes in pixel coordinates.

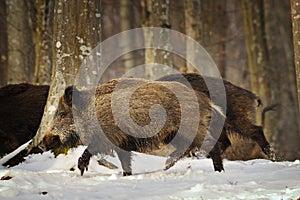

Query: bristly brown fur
[158,73,273,160]
[45,78,228,175]
[0,83,49,157]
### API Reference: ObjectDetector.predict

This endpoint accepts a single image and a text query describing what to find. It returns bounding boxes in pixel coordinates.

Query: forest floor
[0,143,299,200]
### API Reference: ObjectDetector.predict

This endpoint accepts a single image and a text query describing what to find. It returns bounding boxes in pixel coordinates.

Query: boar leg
[164,155,180,170]
[218,132,231,154]
[248,125,274,160]
[78,148,92,176]
[116,149,132,176]
[208,143,224,172]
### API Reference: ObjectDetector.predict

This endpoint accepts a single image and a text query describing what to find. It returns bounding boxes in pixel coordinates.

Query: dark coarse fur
[157,73,273,160]
[221,133,266,160]
[0,83,49,157]
[45,78,227,176]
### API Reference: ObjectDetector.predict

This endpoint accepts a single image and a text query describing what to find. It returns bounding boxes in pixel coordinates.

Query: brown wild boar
[157,73,274,160]
[0,83,49,157]
[43,78,229,176]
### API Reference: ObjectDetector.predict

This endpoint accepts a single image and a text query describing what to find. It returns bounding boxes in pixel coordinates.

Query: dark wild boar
[157,73,274,160]
[0,83,49,157]
[43,78,228,176]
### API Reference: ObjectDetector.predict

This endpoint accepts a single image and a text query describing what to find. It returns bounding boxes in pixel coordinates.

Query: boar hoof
[263,145,276,161]
[123,171,132,176]
[265,146,276,161]
[164,157,177,170]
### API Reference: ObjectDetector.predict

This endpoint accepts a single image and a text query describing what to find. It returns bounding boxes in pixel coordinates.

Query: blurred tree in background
[291,0,300,115]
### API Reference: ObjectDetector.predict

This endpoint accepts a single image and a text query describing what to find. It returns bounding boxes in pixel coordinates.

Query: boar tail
[261,104,278,127]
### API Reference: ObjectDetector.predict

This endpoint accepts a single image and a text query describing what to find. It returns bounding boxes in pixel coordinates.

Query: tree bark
[142,0,172,80]
[291,0,300,111]
[243,0,300,160]
[199,1,228,77]
[32,0,102,149]
[264,0,300,160]
[6,0,35,83]
[0,0,8,86]
[242,0,269,125]
[184,0,200,73]
[33,0,54,85]
[120,0,134,71]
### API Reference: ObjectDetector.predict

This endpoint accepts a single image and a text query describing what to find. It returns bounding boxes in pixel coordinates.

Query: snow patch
[0,146,299,199]
[56,41,62,48]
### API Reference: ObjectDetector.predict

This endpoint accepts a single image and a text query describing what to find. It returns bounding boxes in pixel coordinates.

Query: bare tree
[0,0,8,86]
[242,0,300,160]
[6,0,35,83]
[184,0,201,73]
[33,0,54,85]
[241,0,269,126]
[291,0,300,111]
[32,0,102,147]
[198,1,228,77]
[141,0,154,79]
[120,0,134,71]
[224,0,249,88]
[264,0,300,160]
[142,0,172,80]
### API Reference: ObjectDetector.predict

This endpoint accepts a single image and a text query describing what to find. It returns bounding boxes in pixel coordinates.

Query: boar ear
[64,86,74,106]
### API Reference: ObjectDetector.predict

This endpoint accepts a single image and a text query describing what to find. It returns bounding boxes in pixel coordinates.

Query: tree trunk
[33,0,54,85]
[169,0,186,72]
[241,0,269,125]
[290,0,300,159]
[120,0,134,72]
[242,0,300,160]
[142,0,172,80]
[0,0,8,86]
[224,0,249,89]
[151,0,172,66]
[6,0,35,83]
[32,0,102,148]
[215,1,228,77]
[141,0,154,79]
[199,1,228,77]
[291,0,300,111]
[264,0,300,160]
[184,0,200,73]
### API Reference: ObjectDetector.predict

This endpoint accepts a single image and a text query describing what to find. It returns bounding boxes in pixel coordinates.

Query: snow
[55,41,62,49]
[0,144,299,200]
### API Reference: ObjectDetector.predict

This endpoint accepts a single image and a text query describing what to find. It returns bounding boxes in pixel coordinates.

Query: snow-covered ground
[0,144,299,200]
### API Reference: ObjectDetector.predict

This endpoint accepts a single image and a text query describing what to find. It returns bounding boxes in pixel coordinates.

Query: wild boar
[0,83,49,157]
[43,78,228,176]
[157,73,274,160]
